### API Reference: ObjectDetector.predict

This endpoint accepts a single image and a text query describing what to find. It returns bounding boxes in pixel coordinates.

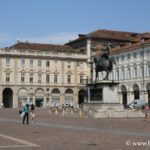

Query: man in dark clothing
[23,104,29,124]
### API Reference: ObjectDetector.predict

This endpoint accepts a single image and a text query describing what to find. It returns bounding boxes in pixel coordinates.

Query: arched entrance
[146,83,150,106]
[51,88,60,107]
[3,88,13,108]
[121,85,127,108]
[18,88,28,107]
[133,84,140,100]
[65,89,73,107]
[78,89,86,105]
[35,88,44,107]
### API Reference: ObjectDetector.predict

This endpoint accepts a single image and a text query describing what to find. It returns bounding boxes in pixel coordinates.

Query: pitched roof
[8,41,75,52]
[110,39,150,54]
[86,29,142,41]
[66,29,150,44]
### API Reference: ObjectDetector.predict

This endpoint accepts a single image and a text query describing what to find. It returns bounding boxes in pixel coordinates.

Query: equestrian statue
[93,43,116,81]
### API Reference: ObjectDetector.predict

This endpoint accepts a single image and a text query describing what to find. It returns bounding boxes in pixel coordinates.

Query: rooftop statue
[93,43,116,81]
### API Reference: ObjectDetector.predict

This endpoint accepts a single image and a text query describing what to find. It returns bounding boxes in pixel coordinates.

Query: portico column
[13,93,18,108]
[33,95,35,105]
[43,95,47,107]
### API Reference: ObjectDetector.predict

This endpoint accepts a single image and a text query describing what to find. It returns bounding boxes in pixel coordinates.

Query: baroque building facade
[1,29,150,108]
[66,29,150,107]
[109,39,150,107]
[0,42,89,108]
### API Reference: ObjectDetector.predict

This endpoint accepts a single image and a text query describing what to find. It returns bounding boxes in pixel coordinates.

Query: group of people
[20,103,35,124]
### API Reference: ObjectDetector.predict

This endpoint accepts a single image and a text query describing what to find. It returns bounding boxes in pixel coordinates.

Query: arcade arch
[2,88,13,108]
[78,89,86,105]
[121,85,127,108]
[35,88,44,107]
[133,84,140,100]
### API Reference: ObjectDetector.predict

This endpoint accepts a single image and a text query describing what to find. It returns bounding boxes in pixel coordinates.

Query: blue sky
[0,0,150,47]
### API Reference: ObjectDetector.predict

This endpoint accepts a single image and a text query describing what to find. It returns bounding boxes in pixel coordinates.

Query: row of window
[5,58,84,68]
[114,49,150,62]
[5,73,84,84]
[99,65,150,81]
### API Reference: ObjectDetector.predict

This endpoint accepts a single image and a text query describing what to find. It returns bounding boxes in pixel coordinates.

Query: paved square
[0,108,150,150]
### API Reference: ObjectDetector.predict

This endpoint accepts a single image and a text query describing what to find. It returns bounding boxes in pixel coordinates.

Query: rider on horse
[93,44,115,81]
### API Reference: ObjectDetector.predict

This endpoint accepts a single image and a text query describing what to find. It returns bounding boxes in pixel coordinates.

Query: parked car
[127,99,146,109]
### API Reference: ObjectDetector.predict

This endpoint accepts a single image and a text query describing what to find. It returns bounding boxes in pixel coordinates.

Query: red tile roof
[8,42,76,52]
[110,39,150,54]
[66,29,148,44]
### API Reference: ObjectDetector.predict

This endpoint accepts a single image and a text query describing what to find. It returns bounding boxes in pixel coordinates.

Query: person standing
[23,104,29,124]
[30,104,35,124]
[144,103,149,120]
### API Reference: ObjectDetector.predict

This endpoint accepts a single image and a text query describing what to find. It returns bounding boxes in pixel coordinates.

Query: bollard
[88,109,92,118]
[79,109,82,118]
[62,108,65,116]
[55,109,58,115]
[48,108,51,115]
[71,109,73,116]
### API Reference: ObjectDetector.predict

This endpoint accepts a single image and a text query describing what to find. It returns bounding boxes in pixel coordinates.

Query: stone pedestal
[84,80,123,110]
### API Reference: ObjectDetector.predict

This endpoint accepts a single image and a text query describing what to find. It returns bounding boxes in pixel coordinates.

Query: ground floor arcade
[119,82,150,107]
[0,86,86,108]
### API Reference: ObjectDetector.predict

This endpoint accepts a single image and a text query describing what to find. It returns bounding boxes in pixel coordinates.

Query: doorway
[3,88,13,108]
[78,89,85,105]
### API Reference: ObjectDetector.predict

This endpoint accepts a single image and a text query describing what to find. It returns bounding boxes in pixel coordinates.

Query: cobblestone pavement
[0,108,150,150]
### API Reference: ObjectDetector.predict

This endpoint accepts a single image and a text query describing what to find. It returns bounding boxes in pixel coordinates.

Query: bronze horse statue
[93,45,116,81]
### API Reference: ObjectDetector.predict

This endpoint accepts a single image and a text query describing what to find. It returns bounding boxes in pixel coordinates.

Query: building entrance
[3,88,13,108]
[78,89,86,105]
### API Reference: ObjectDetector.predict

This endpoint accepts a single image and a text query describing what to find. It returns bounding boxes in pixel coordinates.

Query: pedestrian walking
[23,104,29,124]
[30,103,35,124]
[144,103,149,120]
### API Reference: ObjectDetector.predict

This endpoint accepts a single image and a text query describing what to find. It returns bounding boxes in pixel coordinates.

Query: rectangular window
[6,58,10,65]
[117,70,119,80]
[121,55,124,61]
[6,73,10,82]
[38,74,41,83]
[122,69,124,80]
[21,74,25,83]
[140,51,144,57]
[46,75,50,83]
[67,61,71,69]
[54,75,57,83]
[30,59,34,66]
[67,75,71,83]
[127,54,130,60]
[141,66,144,78]
[38,60,42,67]
[134,67,137,78]
[133,52,137,58]
[21,59,25,66]
[80,62,83,69]
[148,66,150,77]
[128,68,131,79]
[80,76,83,84]
[30,74,33,83]
[46,61,50,67]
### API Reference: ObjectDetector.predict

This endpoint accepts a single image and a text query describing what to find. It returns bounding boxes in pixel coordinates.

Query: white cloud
[18,32,78,45]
